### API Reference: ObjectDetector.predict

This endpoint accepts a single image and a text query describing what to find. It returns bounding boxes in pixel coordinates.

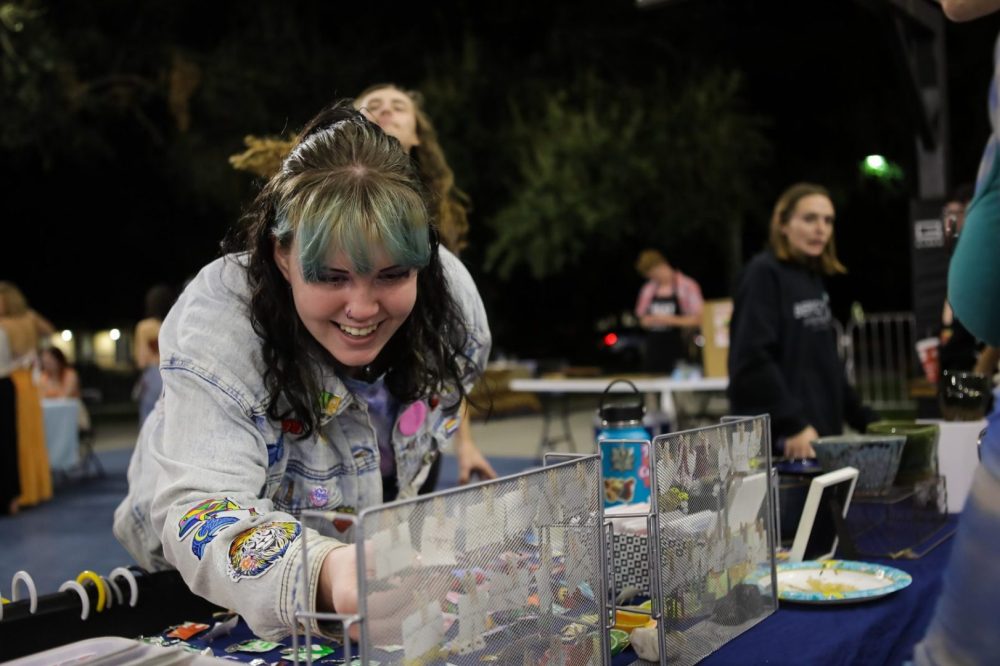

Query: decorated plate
[759,559,912,604]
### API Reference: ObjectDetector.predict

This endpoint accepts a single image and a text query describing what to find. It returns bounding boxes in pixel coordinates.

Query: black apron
[644,289,684,374]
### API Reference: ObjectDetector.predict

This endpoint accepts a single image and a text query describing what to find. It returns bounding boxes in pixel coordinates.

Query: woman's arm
[30,310,55,337]
[65,368,81,399]
[134,319,160,368]
[146,367,344,641]
[453,399,497,484]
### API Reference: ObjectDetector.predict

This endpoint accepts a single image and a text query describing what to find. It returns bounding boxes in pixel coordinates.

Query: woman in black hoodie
[727,183,876,458]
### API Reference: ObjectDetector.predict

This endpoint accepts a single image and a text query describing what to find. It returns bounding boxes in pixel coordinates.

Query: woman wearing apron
[634,249,704,374]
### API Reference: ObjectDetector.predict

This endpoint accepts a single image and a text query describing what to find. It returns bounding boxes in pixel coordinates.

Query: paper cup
[916,337,940,384]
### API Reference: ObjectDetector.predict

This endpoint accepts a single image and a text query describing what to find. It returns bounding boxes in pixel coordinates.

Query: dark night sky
[4,0,1000,359]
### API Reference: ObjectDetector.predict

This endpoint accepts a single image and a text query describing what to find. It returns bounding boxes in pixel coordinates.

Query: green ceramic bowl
[866,421,939,486]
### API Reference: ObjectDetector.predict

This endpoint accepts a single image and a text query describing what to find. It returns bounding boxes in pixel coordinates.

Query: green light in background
[861,154,903,182]
[863,155,888,174]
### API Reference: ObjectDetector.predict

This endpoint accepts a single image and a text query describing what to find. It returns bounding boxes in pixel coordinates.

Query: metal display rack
[644,414,779,665]
[296,455,608,665]
[290,415,779,665]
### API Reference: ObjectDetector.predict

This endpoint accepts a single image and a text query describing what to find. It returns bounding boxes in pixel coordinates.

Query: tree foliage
[485,70,769,283]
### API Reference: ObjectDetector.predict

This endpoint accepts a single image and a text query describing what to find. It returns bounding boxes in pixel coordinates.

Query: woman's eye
[317,272,349,285]
[379,269,411,283]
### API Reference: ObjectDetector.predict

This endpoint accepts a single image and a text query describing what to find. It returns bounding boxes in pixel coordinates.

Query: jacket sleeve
[727,262,808,439]
[150,360,344,641]
[439,248,492,395]
[949,162,1000,346]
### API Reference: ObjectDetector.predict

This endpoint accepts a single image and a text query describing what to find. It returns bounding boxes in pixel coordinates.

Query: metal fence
[840,312,918,413]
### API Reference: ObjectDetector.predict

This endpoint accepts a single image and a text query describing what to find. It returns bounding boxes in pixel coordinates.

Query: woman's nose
[346,287,379,321]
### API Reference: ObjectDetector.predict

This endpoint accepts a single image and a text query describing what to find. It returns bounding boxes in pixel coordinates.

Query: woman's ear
[273,240,292,282]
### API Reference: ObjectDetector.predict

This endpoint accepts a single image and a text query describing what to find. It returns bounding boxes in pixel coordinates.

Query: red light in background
[603,332,619,347]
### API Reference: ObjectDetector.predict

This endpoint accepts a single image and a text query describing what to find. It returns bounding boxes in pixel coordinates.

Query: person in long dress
[0,282,55,512]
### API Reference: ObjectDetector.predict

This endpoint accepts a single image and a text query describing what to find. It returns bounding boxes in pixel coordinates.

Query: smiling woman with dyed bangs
[113,102,492,641]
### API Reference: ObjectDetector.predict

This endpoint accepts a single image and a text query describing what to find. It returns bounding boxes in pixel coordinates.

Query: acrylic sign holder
[296,454,608,665]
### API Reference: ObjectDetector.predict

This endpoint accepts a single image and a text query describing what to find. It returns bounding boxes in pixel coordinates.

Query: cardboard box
[701,299,732,378]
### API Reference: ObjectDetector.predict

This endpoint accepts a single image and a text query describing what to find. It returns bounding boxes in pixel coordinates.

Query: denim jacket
[113,248,490,640]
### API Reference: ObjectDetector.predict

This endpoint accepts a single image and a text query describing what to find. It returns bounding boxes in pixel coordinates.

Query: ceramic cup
[866,421,939,487]
[939,371,991,422]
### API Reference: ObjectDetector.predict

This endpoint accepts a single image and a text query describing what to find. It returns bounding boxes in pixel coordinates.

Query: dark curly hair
[224,102,475,438]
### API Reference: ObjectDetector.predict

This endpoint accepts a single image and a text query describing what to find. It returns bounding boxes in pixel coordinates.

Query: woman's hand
[318,544,451,643]
[785,426,819,459]
[455,436,497,484]
[318,546,359,612]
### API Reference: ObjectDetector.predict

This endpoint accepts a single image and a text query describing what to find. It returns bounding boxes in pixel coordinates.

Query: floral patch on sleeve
[227,521,301,581]
[178,498,259,560]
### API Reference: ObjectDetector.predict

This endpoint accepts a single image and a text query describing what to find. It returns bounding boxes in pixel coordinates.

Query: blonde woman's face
[782,194,834,259]
[355,87,421,153]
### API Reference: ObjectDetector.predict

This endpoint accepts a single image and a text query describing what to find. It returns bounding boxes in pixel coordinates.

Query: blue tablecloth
[42,398,79,471]
[614,517,956,666]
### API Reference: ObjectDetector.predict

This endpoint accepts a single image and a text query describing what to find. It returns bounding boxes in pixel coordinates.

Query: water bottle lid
[600,403,645,425]
[598,379,645,424]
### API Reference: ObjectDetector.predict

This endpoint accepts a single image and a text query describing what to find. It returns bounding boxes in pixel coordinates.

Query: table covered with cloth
[42,397,79,471]
[614,517,956,665]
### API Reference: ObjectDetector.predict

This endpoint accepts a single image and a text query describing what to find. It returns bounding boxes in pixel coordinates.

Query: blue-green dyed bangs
[273,180,431,280]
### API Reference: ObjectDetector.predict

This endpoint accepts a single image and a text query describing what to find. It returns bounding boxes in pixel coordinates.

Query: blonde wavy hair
[229,84,470,254]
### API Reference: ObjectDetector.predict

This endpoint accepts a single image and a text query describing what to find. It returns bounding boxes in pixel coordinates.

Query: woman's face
[41,350,58,374]
[646,262,674,285]
[355,87,421,153]
[274,240,418,371]
[782,194,834,259]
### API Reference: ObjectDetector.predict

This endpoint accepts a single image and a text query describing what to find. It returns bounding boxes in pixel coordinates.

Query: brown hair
[769,183,846,275]
[635,249,668,275]
[354,83,471,254]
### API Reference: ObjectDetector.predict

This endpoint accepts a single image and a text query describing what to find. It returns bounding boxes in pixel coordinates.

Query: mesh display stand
[645,415,778,665]
[296,455,608,665]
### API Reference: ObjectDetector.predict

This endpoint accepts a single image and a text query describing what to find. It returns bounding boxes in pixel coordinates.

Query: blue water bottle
[598,379,652,507]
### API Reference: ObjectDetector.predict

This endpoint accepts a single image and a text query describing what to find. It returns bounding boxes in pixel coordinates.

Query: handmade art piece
[372,522,415,579]
[401,600,444,663]
[419,510,458,567]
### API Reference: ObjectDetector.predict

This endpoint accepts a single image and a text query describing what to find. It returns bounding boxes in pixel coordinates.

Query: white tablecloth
[509,376,728,421]
[42,398,80,471]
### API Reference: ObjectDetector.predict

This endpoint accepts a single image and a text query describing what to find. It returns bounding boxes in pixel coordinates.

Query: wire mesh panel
[649,415,778,665]
[313,455,608,665]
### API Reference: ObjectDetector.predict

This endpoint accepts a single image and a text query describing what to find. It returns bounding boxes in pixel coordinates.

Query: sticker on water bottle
[600,441,651,507]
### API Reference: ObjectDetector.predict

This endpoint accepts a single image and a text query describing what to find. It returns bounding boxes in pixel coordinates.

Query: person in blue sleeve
[916,1,1000,663]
